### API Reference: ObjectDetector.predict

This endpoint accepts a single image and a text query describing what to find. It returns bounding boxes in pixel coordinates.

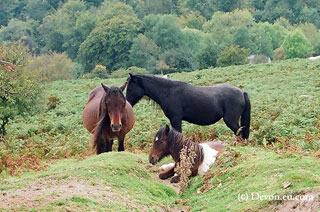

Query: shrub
[25,52,76,82]
[282,29,313,59]
[217,45,249,67]
[109,66,146,78]
[273,47,286,60]
[47,95,61,110]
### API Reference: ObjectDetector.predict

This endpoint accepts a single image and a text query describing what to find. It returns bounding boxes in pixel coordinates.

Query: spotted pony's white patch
[159,163,175,172]
[155,136,159,141]
[198,143,219,175]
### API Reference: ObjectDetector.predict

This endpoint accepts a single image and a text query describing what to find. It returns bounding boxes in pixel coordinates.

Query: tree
[177,11,206,30]
[203,9,255,49]
[0,43,42,136]
[0,19,41,54]
[217,45,249,67]
[97,2,137,22]
[78,16,143,72]
[39,0,96,60]
[24,0,51,21]
[282,29,313,59]
[129,34,160,73]
[299,23,320,55]
[150,15,184,50]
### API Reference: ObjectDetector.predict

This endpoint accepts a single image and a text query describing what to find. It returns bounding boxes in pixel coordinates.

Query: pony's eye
[155,136,159,142]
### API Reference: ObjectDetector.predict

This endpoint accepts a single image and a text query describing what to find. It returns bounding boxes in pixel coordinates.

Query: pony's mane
[162,127,203,164]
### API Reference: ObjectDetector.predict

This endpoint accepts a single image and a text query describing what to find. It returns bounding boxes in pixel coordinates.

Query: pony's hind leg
[223,115,241,137]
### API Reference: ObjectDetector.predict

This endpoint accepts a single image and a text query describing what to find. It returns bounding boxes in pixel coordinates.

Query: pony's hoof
[170,176,179,183]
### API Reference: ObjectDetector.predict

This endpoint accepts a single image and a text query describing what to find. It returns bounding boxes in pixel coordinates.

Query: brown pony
[149,125,225,183]
[82,83,135,154]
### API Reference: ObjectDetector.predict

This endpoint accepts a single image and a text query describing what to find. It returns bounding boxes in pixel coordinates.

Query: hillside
[0,58,320,211]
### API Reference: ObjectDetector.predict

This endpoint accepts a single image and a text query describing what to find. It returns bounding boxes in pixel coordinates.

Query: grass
[0,147,319,211]
[0,58,319,210]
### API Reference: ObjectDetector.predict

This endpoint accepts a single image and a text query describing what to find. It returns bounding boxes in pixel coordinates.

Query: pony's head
[101,82,127,132]
[126,73,145,106]
[149,125,171,165]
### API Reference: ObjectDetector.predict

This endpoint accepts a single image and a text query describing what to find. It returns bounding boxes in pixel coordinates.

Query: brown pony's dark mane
[167,128,204,166]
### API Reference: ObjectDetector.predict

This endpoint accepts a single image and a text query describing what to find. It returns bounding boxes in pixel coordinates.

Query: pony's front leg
[118,135,125,152]
[159,165,175,180]
[106,139,113,152]
[170,117,182,132]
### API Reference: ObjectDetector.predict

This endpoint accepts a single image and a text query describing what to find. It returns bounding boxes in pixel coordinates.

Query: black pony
[126,74,251,139]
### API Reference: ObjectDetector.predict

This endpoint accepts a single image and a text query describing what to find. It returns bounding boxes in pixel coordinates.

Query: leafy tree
[211,0,243,12]
[25,52,76,82]
[282,29,313,59]
[249,24,274,58]
[198,34,222,69]
[135,0,178,18]
[177,0,214,19]
[150,15,183,50]
[0,0,26,26]
[203,9,254,49]
[0,43,42,136]
[0,19,41,54]
[299,23,320,55]
[233,27,255,52]
[24,0,51,21]
[177,11,206,30]
[78,16,143,72]
[97,2,137,22]
[129,34,160,73]
[217,45,249,67]
[39,0,96,60]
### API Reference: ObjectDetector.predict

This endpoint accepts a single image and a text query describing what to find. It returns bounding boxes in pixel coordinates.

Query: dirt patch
[0,176,161,211]
[0,177,120,209]
[263,189,320,212]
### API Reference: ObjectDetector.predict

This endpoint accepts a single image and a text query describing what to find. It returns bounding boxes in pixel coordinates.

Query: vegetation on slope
[1,58,319,175]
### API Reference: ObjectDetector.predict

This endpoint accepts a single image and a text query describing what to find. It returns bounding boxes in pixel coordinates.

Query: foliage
[217,45,249,67]
[129,34,160,74]
[82,64,109,79]
[0,43,42,136]
[109,66,147,79]
[282,29,313,59]
[25,52,76,82]
[39,0,96,60]
[78,15,142,72]
[47,95,61,110]
[0,18,41,54]
[299,23,320,55]
[273,47,285,60]
[177,11,206,30]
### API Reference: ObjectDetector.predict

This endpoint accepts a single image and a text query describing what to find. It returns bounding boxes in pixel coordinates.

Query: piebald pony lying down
[149,125,225,183]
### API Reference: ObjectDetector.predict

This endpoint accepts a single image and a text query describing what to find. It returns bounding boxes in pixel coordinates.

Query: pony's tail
[91,115,108,154]
[241,92,251,139]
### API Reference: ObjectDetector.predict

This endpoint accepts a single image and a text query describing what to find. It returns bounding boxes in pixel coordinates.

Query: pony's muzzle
[149,155,159,165]
[111,123,122,132]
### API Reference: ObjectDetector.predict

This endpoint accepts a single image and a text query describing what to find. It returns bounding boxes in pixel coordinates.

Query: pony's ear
[165,124,170,135]
[129,73,137,82]
[101,83,109,93]
[120,81,128,92]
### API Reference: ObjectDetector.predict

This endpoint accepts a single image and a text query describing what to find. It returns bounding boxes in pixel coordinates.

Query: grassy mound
[0,147,319,211]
